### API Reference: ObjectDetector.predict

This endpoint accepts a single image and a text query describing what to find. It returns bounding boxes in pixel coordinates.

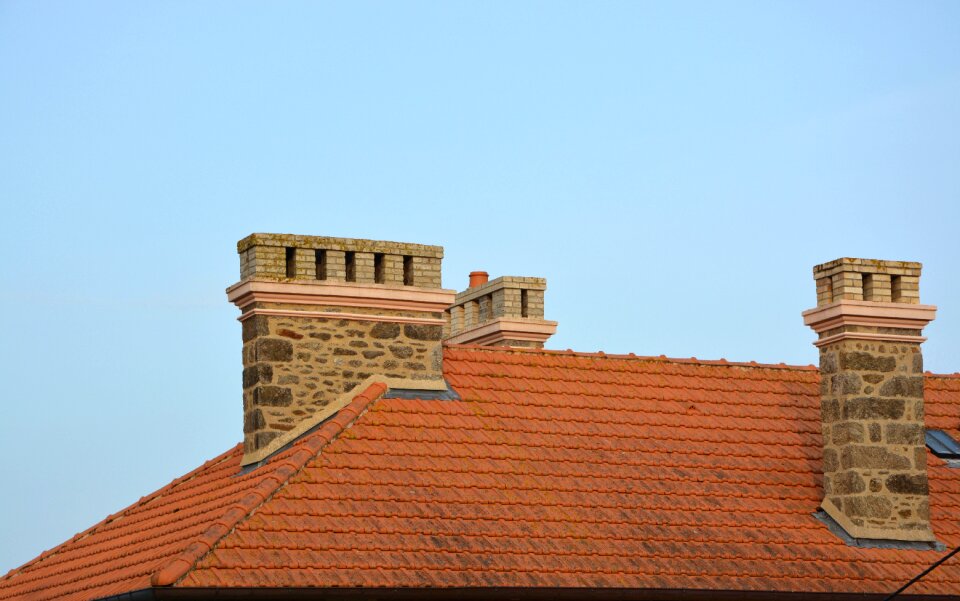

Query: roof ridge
[0,444,241,583]
[444,344,818,371]
[927,371,960,378]
[148,381,388,588]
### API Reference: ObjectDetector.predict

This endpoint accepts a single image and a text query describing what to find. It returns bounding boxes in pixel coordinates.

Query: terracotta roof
[3,347,960,600]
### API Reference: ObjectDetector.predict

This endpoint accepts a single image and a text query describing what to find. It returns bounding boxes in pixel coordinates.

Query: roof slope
[3,347,960,599]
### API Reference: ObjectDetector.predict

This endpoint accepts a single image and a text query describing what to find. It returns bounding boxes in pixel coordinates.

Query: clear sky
[1,0,958,573]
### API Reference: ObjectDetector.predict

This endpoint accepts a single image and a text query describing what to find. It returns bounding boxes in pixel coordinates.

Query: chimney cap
[469,271,489,288]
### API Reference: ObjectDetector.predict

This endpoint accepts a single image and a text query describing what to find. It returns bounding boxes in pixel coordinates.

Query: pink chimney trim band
[226,279,456,313]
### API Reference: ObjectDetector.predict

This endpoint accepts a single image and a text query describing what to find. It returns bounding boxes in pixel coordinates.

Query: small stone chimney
[445,273,557,348]
[803,258,937,542]
[227,234,455,464]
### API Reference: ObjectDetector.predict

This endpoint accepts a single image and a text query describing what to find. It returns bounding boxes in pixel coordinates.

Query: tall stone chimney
[445,273,557,348]
[803,258,937,542]
[227,234,455,464]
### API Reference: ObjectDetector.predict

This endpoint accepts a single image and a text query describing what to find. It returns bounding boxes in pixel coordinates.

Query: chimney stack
[446,274,557,348]
[227,234,455,465]
[803,258,937,542]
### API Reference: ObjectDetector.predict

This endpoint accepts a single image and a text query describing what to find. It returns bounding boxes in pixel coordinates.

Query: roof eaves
[98,586,960,601]
[148,381,389,588]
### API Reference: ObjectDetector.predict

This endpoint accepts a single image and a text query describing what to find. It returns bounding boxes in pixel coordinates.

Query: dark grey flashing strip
[383,382,461,401]
[814,510,946,551]
[238,381,460,475]
[97,586,960,601]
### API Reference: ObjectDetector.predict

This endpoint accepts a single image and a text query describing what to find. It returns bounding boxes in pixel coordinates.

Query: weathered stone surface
[254,431,280,448]
[863,374,884,384]
[912,353,924,373]
[879,376,924,398]
[840,351,895,372]
[242,315,270,342]
[831,373,863,395]
[257,338,293,362]
[821,399,840,423]
[243,409,265,433]
[370,323,401,339]
[242,309,446,455]
[869,423,881,443]
[820,352,838,374]
[823,449,839,473]
[255,386,293,407]
[842,398,904,420]
[885,423,923,445]
[389,345,414,359]
[242,364,273,389]
[832,422,864,445]
[841,446,911,470]
[886,474,928,495]
[832,471,866,495]
[403,324,443,341]
[845,496,892,519]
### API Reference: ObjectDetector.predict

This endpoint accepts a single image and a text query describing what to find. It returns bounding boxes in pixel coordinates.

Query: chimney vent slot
[403,256,414,286]
[315,250,327,280]
[891,275,903,302]
[374,253,385,284]
[521,289,529,318]
[285,247,297,279]
[862,273,874,301]
[345,252,356,282]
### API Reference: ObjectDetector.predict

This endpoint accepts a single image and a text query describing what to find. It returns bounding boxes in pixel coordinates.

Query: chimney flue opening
[345,251,356,282]
[469,271,489,288]
[403,256,414,286]
[285,247,297,278]
[374,253,385,284]
[315,249,327,280]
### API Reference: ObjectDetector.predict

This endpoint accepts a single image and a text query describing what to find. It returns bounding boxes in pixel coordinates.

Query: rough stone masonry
[804,258,938,542]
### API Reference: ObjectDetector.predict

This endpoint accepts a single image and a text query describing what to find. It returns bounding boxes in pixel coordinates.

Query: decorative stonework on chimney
[227,234,455,464]
[803,258,937,542]
[445,273,557,348]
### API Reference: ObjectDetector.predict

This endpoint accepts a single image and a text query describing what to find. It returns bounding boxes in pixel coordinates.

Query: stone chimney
[445,273,557,348]
[802,258,937,542]
[227,234,455,464]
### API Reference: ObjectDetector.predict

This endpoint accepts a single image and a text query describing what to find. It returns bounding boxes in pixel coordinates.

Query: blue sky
[1,0,958,573]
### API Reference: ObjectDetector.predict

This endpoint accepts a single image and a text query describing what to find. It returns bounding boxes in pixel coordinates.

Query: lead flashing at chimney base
[229,233,456,465]
[803,258,937,543]
[445,275,557,348]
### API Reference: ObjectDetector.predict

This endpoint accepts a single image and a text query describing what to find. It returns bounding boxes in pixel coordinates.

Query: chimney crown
[238,233,443,288]
[813,258,921,307]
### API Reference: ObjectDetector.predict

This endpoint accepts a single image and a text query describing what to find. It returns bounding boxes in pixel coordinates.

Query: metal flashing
[813,510,945,551]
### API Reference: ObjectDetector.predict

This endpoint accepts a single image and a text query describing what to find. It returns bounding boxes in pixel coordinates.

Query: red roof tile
[3,348,960,599]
